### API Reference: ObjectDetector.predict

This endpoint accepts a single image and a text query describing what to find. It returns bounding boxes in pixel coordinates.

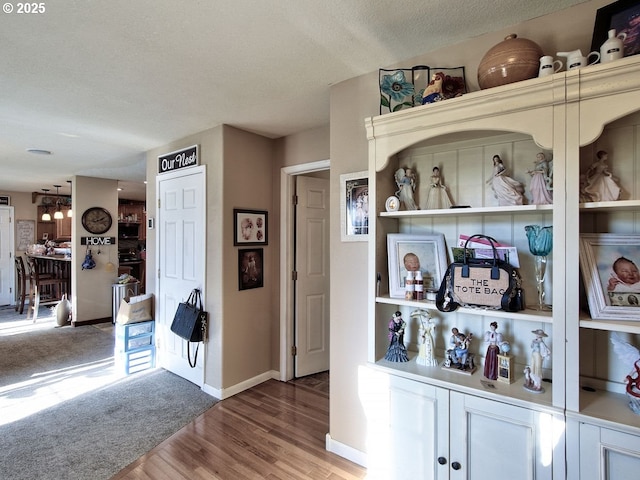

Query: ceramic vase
[56,294,72,326]
[478,34,543,89]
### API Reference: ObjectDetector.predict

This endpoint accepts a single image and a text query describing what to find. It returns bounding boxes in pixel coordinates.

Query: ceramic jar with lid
[600,28,627,63]
[478,34,543,89]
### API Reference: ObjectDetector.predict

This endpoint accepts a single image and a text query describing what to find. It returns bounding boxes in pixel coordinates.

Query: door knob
[451,461,462,470]
[437,457,447,465]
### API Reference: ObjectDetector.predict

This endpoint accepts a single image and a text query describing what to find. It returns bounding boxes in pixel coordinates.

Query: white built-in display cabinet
[365,55,640,479]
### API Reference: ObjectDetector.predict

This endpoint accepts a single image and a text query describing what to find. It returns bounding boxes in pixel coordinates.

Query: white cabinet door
[449,392,555,480]
[387,375,450,480]
[579,423,640,480]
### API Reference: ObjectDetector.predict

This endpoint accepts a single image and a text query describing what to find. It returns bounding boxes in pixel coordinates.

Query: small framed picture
[340,171,369,242]
[234,209,268,246]
[238,248,264,290]
[591,0,640,58]
[387,233,448,298]
[579,233,640,320]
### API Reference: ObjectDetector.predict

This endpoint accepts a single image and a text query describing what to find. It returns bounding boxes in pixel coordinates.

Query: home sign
[158,144,199,174]
[81,236,116,245]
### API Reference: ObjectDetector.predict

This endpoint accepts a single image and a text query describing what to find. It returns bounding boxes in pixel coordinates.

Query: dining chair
[14,256,27,314]
[26,256,66,322]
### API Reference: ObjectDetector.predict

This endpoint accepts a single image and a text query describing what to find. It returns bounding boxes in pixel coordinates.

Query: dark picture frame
[591,0,640,58]
[340,171,369,242]
[579,233,640,320]
[238,248,264,290]
[234,209,268,246]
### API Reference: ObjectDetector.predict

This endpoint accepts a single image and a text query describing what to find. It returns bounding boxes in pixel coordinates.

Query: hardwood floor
[111,372,367,479]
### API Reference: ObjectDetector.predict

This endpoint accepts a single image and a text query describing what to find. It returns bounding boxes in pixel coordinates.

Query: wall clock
[81,207,113,234]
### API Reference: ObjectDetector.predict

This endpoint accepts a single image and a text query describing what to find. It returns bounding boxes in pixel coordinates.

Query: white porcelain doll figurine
[524,329,550,392]
[486,155,524,206]
[412,309,438,367]
[527,152,553,205]
[394,167,418,210]
[581,150,621,202]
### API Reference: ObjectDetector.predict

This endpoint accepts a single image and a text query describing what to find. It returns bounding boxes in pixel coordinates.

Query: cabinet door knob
[451,461,462,470]
[437,457,447,465]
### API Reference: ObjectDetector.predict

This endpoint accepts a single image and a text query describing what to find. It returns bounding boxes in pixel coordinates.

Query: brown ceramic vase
[477,34,543,90]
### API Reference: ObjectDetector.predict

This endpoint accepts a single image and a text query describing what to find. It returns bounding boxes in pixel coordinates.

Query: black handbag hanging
[170,288,208,367]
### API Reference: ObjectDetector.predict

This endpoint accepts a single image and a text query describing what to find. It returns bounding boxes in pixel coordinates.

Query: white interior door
[295,175,330,377]
[157,168,206,386]
[0,207,14,306]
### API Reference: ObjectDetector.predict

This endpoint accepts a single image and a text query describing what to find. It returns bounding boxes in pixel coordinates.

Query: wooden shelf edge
[376,296,553,323]
[380,204,553,218]
[369,358,557,413]
[569,389,640,434]
[579,318,640,334]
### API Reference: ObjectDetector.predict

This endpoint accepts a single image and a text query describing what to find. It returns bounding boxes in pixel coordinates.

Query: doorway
[0,207,15,306]
[156,166,206,386]
[279,160,330,381]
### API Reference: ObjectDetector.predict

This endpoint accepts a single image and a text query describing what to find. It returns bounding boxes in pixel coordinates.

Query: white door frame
[279,159,330,381]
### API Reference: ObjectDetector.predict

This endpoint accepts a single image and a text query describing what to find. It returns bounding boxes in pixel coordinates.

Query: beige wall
[72,176,118,323]
[146,124,278,392]
[327,0,611,455]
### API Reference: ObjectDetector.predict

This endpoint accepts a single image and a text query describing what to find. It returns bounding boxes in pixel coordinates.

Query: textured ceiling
[0,0,588,200]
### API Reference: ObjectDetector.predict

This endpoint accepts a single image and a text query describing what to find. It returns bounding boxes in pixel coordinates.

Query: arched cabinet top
[366,55,640,172]
[573,57,640,146]
[366,74,562,172]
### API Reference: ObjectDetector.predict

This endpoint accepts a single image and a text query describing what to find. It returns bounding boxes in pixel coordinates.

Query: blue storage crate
[115,321,155,374]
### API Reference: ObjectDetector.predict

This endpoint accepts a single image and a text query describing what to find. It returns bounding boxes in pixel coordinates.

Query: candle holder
[525,225,553,311]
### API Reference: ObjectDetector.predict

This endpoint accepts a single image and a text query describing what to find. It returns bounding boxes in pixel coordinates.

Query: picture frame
[238,248,264,290]
[387,233,448,298]
[234,209,268,246]
[579,233,640,320]
[591,0,640,58]
[340,171,369,242]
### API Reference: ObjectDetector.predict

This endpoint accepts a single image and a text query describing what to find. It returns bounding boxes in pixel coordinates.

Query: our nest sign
[158,145,199,174]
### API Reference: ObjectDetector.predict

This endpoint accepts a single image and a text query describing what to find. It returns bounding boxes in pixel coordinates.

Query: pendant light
[41,189,51,221]
[53,185,64,219]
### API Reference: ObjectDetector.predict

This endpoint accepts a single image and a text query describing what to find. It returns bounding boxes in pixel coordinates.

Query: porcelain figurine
[483,322,504,380]
[524,329,550,393]
[384,311,409,362]
[422,166,454,209]
[581,150,621,202]
[412,309,438,367]
[527,152,553,205]
[486,155,524,206]
[394,167,418,210]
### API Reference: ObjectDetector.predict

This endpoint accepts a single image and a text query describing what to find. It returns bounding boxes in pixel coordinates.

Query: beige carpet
[0,306,217,480]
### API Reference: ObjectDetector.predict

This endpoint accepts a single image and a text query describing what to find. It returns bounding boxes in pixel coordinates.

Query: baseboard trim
[203,370,280,400]
[325,433,367,468]
[72,317,112,327]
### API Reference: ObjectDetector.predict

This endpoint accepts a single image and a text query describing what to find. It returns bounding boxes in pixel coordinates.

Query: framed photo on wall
[238,248,264,290]
[340,171,369,242]
[579,233,640,320]
[234,209,268,246]
[591,0,640,58]
[387,233,448,298]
